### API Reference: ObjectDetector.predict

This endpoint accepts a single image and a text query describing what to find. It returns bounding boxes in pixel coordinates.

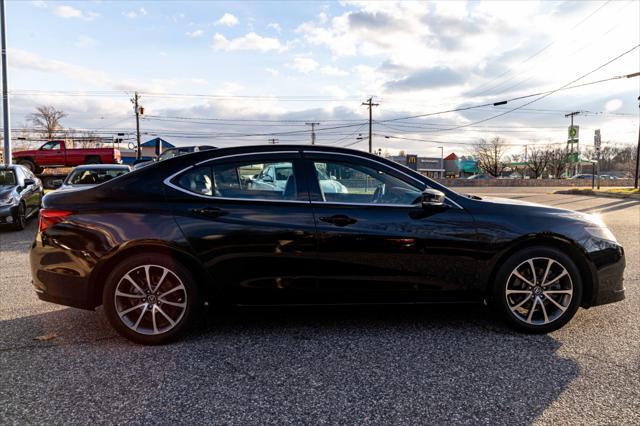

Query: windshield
[65,168,128,185]
[0,170,17,186]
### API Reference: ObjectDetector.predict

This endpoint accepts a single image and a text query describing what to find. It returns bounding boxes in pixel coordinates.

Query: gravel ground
[1,189,638,425]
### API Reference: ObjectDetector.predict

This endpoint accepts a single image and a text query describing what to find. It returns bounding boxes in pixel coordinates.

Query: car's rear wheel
[493,246,582,333]
[102,254,200,344]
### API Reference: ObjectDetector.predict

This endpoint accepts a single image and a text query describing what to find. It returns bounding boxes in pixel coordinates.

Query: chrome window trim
[305,150,463,210]
[163,148,463,209]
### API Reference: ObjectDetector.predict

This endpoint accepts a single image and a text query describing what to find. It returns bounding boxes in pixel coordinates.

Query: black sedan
[30,145,625,344]
[0,164,43,230]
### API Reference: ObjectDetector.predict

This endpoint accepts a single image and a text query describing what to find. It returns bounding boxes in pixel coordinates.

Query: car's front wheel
[493,246,582,333]
[14,202,26,230]
[102,254,200,344]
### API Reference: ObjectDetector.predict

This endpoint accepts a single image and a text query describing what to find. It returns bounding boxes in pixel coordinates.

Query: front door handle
[191,207,227,218]
[319,215,357,227]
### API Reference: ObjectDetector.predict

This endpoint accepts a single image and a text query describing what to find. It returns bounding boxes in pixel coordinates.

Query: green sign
[566,152,580,163]
[568,125,579,141]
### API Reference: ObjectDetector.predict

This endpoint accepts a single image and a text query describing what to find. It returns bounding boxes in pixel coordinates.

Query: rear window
[66,168,128,185]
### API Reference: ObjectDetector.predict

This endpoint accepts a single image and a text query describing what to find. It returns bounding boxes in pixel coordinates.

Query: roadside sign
[568,125,579,141]
[566,152,580,163]
[594,129,601,150]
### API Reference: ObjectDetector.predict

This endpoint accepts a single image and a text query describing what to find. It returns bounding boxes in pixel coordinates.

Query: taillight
[39,209,73,232]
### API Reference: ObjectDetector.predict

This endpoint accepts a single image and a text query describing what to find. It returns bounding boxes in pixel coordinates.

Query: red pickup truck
[12,140,121,173]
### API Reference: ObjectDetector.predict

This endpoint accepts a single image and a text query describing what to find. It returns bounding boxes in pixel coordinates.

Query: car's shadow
[0,302,579,424]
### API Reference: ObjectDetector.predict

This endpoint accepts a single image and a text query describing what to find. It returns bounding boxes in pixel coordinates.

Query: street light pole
[1,0,11,165]
[635,96,639,189]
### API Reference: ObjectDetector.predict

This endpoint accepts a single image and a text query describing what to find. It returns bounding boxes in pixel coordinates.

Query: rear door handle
[191,207,227,218]
[319,215,357,227]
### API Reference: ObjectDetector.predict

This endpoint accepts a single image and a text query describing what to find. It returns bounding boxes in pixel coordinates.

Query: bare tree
[28,105,66,140]
[473,137,509,177]
[526,145,551,179]
[547,146,568,178]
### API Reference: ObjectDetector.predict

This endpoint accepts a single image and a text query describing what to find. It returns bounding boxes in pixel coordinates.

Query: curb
[554,189,640,200]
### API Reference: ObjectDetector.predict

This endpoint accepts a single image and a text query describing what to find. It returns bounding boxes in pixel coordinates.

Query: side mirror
[421,188,445,208]
[24,178,35,186]
[262,175,273,182]
[51,179,63,188]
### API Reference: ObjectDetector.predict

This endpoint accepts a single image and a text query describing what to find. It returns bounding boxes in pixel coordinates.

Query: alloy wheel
[114,264,188,335]
[505,257,573,326]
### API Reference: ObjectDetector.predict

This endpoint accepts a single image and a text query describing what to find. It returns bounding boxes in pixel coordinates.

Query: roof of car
[72,164,131,170]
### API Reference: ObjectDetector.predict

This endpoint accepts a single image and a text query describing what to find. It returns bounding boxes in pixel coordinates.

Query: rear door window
[172,160,301,201]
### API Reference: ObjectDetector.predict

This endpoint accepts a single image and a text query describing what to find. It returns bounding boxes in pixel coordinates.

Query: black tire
[13,202,26,230]
[102,253,200,345]
[17,159,36,172]
[492,246,582,334]
[85,156,101,164]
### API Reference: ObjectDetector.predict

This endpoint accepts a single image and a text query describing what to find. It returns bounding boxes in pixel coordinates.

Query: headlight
[0,197,16,206]
[585,226,618,243]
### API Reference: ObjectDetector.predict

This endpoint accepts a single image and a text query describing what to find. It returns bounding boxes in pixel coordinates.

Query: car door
[303,151,478,304]
[37,141,64,166]
[164,151,319,305]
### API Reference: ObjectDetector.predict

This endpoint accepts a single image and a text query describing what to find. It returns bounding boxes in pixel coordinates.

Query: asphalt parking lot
[1,188,639,425]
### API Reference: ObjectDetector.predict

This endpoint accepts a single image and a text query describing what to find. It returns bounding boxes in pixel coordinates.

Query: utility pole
[1,0,11,165]
[437,146,444,178]
[635,96,640,189]
[305,122,319,145]
[268,138,279,145]
[565,111,581,177]
[362,97,379,153]
[131,92,142,159]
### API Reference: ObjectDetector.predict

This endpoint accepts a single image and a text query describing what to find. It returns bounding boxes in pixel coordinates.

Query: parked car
[570,174,594,180]
[0,164,43,230]
[12,140,121,174]
[467,174,494,180]
[32,145,625,344]
[599,174,618,180]
[55,164,132,191]
[133,145,216,169]
[251,162,348,194]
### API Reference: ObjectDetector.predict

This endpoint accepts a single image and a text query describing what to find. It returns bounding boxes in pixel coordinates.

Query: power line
[377,69,639,124]
[471,0,613,96]
[433,45,640,132]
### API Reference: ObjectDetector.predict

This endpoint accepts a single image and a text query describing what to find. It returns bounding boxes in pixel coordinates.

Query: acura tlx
[30,145,625,344]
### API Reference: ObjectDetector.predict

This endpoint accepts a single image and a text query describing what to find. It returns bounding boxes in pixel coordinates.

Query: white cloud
[290,57,319,74]
[75,35,97,48]
[267,22,282,33]
[31,1,47,8]
[265,67,280,77]
[9,48,111,87]
[123,8,147,19]
[215,13,239,27]
[212,32,285,52]
[186,29,204,38]
[53,5,99,21]
[320,65,348,76]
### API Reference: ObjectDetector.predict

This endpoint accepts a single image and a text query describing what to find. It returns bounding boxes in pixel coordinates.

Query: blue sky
[4,0,640,156]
